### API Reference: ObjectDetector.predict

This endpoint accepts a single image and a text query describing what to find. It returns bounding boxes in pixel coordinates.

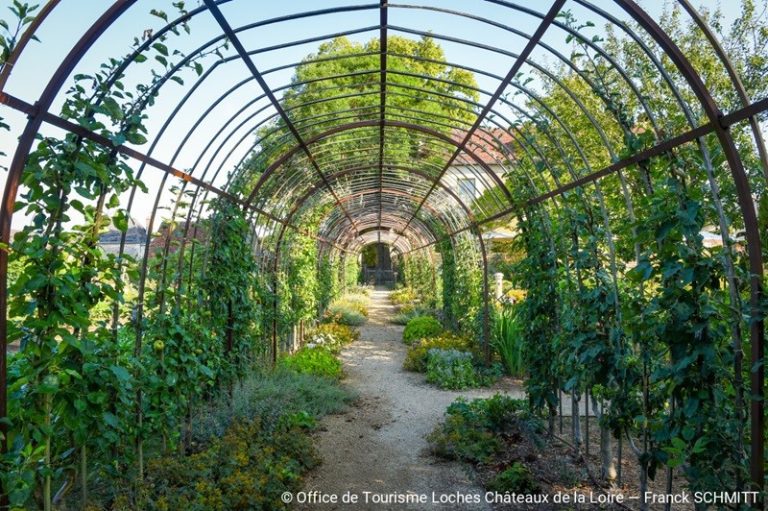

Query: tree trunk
[592,398,616,482]
[571,390,582,453]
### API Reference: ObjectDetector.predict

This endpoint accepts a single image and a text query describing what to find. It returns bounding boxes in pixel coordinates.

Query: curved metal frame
[1,0,767,502]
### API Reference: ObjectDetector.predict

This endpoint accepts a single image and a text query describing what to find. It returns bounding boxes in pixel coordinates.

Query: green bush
[190,370,353,442]
[492,304,525,377]
[487,463,540,494]
[279,346,343,379]
[391,307,439,325]
[323,292,370,326]
[140,414,318,511]
[426,349,478,390]
[402,315,443,344]
[403,333,473,372]
[425,349,503,390]
[307,323,359,352]
[428,395,542,463]
[334,293,369,316]
[391,286,416,305]
[323,307,366,326]
[103,368,354,510]
[347,285,372,297]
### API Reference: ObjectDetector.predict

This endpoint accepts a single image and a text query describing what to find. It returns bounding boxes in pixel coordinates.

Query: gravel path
[296,288,524,511]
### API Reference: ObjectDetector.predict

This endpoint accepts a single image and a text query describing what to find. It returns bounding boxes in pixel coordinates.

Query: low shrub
[391,306,439,325]
[190,370,353,442]
[426,349,477,390]
[428,395,543,464]
[323,307,366,326]
[403,333,473,372]
[486,463,540,494]
[104,370,354,510]
[323,292,370,326]
[307,323,359,352]
[347,285,373,296]
[425,349,504,390]
[279,346,343,380]
[391,286,416,305]
[335,293,369,316]
[139,413,319,511]
[402,315,443,344]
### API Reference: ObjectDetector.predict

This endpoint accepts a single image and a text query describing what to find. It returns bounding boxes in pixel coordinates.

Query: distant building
[446,128,515,204]
[98,218,148,259]
[148,220,210,258]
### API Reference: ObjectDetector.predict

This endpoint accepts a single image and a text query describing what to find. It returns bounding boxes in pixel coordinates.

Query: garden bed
[430,397,693,511]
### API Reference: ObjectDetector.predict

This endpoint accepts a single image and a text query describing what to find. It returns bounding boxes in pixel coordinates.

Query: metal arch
[0,2,137,481]
[391,0,567,246]
[616,0,765,491]
[378,0,388,243]
[244,119,515,209]
[202,0,362,238]
[279,164,482,243]
[250,134,509,221]
[269,162,482,256]
[408,99,768,250]
[269,160,492,355]
[0,0,670,278]
[1,0,768,502]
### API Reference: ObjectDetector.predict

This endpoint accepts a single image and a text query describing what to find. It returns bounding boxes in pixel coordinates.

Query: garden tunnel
[1,0,768,508]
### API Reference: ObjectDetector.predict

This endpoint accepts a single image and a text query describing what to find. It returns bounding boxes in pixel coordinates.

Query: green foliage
[426,349,477,390]
[1,7,250,507]
[285,230,319,324]
[486,463,540,494]
[198,199,263,384]
[428,395,541,463]
[390,286,416,305]
[317,253,341,313]
[491,304,525,377]
[137,415,318,511]
[403,254,441,309]
[322,292,369,326]
[403,333,474,372]
[402,315,444,345]
[121,367,352,511]
[425,349,503,390]
[342,256,360,289]
[306,323,359,353]
[512,210,560,417]
[279,347,343,380]
[438,236,483,337]
[190,370,354,442]
[390,306,439,325]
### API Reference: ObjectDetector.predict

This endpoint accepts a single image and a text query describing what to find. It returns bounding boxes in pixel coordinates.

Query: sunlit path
[297,289,522,510]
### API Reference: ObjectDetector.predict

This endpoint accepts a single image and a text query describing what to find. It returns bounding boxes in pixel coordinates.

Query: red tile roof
[451,128,515,164]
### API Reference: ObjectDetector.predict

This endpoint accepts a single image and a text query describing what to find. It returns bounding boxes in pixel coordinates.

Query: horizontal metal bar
[0,92,348,253]
[404,92,768,253]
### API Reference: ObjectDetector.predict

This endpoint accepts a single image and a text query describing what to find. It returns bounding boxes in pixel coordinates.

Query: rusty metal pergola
[0,0,767,502]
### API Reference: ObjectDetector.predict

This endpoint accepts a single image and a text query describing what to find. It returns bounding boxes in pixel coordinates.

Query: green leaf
[110,365,131,383]
[152,42,168,56]
[113,211,128,232]
[103,412,119,429]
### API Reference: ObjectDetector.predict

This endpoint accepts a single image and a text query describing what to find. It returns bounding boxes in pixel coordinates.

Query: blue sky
[0,0,742,228]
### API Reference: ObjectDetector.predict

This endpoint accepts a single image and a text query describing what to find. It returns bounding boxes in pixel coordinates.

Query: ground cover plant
[402,333,474,372]
[402,315,443,345]
[279,346,344,380]
[322,292,370,326]
[425,349,503,390]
